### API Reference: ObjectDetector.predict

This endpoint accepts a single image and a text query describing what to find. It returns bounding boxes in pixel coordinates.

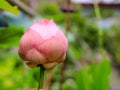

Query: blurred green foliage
[37,3,60,16]
[104,25,120,64]
[87,9,114,18]
[0,1,120,90]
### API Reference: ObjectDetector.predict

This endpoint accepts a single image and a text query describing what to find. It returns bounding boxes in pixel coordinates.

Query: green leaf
[0,0,19,15]
[76,66,93,90]
[0,26,24,48]
[92,59,111,90]
[76,60,111,90]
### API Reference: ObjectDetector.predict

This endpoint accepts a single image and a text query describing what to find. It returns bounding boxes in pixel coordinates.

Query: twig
[59,0,70,90]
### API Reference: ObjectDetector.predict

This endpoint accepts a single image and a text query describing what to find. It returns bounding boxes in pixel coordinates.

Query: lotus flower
[18,19,68,70]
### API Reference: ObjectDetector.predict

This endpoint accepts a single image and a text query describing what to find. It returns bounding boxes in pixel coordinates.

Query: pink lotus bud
[18,19,68,70]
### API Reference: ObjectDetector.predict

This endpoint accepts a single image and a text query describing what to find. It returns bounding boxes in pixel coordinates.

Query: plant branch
[8,0,36,17]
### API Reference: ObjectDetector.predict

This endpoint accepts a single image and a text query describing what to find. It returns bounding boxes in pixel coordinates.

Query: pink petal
[18,29,44,63]
[38,37,65,62]
[56,29,68,49]
[26,48,46,64]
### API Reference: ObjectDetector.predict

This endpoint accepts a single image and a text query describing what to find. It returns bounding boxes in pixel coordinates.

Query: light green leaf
[92,59,111,90]
[0,0,19,15]
[76,66,93,90]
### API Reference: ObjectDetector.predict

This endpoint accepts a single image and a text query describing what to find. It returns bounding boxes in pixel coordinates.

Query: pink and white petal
[30,19,58,40]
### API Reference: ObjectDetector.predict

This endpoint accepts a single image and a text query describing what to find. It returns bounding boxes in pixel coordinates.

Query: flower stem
[38,65,45,90]
[93,0,103,50]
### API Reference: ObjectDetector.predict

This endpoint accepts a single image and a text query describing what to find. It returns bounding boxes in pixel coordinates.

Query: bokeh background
[0,0,120,90]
